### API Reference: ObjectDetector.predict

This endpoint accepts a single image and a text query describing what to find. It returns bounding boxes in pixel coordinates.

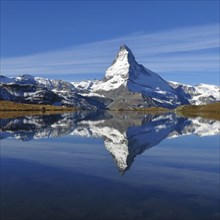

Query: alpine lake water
[1,111,219,220]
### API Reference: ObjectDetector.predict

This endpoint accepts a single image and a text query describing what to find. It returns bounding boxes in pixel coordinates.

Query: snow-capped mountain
[72,45,219,108]
[1,112,219,174]
[0,74,76,95]
[72,45,189,109]
[169,81,220,105]
[1,45,219,109]
[0,74,101,110]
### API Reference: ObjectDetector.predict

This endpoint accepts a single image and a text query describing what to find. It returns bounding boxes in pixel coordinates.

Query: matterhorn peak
[104,44,137,82]
[112,44,136,65]
[119,44,133,53]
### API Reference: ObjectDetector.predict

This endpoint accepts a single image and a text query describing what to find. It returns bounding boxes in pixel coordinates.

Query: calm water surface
[0,112,219,220]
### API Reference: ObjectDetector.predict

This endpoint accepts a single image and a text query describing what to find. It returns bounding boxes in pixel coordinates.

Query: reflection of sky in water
[1,113,220,220]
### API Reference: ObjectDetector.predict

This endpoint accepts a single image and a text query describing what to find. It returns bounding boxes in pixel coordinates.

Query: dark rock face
[95,85,157,110]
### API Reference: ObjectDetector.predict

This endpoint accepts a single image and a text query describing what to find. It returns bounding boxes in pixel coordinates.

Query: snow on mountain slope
[169,81,220,105]
[0,74,98,109]
[94,45,175,92]
[72,45,189,108]
[189,84,220,105]
[71,80,104,97]
[0,74,76,92]
[93,45,132,91]
[72,45,219,107]
[72,80,98,92]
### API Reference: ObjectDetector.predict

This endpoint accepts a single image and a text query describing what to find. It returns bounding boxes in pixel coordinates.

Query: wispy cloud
[1,24,219,82]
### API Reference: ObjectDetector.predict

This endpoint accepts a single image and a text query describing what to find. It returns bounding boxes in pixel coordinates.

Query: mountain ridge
[1,45,219,109]
[72,45,219,109]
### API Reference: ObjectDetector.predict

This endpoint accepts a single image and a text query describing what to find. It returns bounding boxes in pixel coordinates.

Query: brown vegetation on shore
[176,102,220,121]
[0,100,77,119]
[1,100,220,121]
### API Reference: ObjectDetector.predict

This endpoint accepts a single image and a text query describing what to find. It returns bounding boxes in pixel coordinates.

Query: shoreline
[1,100,219,121]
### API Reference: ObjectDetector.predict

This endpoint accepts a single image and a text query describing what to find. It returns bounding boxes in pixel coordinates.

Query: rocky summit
[1,45,219,110]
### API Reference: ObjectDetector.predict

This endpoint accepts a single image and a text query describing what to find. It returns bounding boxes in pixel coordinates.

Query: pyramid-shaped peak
[120,44,130,51]
[104,45,138,82]
[111,44,136,66]
[119,44,135,57]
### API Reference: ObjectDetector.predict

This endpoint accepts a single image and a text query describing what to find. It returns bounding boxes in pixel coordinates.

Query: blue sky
[1,0,219,85]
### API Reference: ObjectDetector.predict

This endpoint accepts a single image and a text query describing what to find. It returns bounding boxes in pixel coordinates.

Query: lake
[0,112,219,220]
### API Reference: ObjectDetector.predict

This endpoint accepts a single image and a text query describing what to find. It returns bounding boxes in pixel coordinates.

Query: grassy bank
[0,100,77,119]
[1,100,220,120]
[176,102,220,121]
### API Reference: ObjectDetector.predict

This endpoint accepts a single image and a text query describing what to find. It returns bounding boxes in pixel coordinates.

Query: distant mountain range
[1,112,219,174]
[1,45,219,109]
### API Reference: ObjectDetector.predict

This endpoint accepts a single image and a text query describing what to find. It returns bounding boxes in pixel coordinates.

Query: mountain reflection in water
[1,111,219,174]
